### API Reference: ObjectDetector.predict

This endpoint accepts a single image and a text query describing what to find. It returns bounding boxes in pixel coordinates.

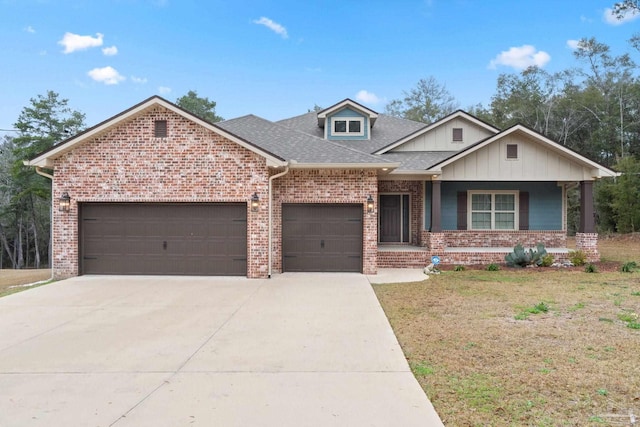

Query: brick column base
[575,232,600,262]
[426,232,446,254]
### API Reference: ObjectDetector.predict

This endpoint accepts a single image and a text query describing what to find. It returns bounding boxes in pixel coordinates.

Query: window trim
[468,190,519,230]
[332,117,365,137]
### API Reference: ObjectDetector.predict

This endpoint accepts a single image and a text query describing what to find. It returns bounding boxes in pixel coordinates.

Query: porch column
[579,180,595,233]
[431,180,442,232]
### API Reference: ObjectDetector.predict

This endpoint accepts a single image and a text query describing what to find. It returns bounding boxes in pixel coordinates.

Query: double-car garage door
[80,203,363,276]
[81,203,247,275]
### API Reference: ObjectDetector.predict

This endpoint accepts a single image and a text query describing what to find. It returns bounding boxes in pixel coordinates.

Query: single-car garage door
[80,203,247,275]
[282,204,363,272]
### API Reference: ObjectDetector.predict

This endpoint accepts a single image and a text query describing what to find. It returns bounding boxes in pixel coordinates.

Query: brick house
[26,96,618,279]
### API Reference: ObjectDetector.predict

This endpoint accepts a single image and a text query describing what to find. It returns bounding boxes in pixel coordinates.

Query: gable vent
[506,144,518,159]
[154,120,167,138]
[452,128,463,142]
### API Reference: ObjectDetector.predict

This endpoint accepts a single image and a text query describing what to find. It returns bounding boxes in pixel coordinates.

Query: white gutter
[268,163,291,278]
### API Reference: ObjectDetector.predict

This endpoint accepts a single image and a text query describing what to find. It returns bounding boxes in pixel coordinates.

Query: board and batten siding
[440,133,597,181]
[391,118,495,152]
[433,182,563,231]
[326,107,370,140]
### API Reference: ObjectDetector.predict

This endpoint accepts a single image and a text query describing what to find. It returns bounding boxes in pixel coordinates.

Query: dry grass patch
[374,236,640,426]
[0,269,52,296]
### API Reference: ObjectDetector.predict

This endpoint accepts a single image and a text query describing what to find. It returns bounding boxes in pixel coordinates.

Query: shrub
[585,263,598,273]
[568,250,586,266]
[540,253,554,267]
[485,263,500,271]
[621,261,638,273]
[505,243,547,267]
[453,265,466,271]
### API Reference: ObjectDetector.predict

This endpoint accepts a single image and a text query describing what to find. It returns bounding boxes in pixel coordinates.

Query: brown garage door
[282,204,363,272]
[80,203,247,275]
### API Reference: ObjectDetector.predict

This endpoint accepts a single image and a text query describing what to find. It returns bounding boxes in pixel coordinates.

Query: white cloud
[355,90,381,104]
[25,26,35,33]
[87,66,125,85]
[488,45,550,70]
[158,86,171,95]
[102,46,118,56]
[59,32,104,54]
[253,17,288,38]
[131,76,148,84]
[603,7,640,25]
[566,39,580,50]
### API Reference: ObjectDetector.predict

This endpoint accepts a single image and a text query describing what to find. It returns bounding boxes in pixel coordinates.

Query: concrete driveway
[0,274,443,426]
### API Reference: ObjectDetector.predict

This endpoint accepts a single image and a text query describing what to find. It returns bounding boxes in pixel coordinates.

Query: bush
[505,243,547,267]
[485,263,500,271]
[568,250,587,266]
[621,261,638,273]
[540,253,554,267]
[454,265,466,271]
[585,263,598,273]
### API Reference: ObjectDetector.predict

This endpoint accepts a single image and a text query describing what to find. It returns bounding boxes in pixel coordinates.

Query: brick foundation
[378,250,429,268]
[443,230,566,248]
[575,232,600,262]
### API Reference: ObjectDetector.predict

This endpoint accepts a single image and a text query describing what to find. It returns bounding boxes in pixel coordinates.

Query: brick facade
[272,169,378,274]
[52,107,269,278]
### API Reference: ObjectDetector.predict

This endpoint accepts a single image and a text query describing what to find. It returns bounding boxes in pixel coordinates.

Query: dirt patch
[374,234,640,426]
[0,269,52,294]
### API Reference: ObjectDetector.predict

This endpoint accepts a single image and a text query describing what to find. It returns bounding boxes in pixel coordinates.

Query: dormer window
[333,117,364,136]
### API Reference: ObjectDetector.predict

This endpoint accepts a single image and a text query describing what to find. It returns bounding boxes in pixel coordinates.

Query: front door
[379,195,410,243]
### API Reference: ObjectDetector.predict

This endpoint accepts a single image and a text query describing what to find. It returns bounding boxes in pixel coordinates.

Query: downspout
[34,166,55,281]
[268,164,290,278]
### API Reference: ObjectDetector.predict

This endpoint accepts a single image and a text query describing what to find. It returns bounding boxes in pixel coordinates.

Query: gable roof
[427,124,619,178]
[374,109,500,154]
[217,114,396,168]
[316,98,379,128]
[26,96,287,168]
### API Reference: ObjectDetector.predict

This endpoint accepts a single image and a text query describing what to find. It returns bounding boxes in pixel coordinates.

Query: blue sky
[1,0,639,132]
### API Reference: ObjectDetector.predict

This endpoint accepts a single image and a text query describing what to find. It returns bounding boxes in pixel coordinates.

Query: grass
[0,269,52,297]
[374,234,640,426]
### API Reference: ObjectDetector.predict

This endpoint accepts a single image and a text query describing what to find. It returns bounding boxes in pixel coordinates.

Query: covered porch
[376,179,597,268]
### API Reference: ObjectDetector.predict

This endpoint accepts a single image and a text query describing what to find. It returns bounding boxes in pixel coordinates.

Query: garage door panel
[282,204,363,273]
[81,203,247,276]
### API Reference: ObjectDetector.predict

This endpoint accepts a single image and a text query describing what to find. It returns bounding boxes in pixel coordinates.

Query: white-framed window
[469,191,518,230]
[332,117,364,136]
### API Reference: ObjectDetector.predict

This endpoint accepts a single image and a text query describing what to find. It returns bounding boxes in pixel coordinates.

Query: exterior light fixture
[250,192,260,212]
[59,192,71,213]
[366,195,374,213]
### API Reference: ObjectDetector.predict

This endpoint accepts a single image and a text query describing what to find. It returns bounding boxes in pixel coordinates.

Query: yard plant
[374,234,640,426]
